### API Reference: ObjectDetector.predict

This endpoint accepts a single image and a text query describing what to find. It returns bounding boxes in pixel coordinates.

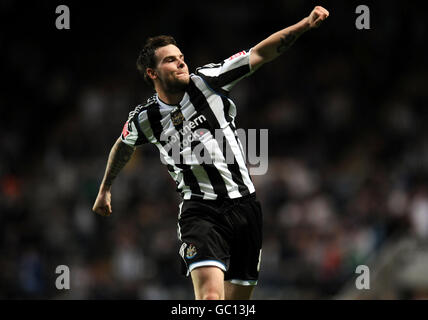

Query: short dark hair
[136,35,178,88]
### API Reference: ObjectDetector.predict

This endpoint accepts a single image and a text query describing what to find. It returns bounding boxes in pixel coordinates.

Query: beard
[161,75,189,94]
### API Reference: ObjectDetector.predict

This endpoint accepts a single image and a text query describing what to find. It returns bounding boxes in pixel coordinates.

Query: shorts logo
[185,244,197,259]
[171,107,185,126]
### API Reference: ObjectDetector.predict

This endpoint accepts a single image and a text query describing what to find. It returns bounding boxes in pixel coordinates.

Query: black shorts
[177,192,263,286]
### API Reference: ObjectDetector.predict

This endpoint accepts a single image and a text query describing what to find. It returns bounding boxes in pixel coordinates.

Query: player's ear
[146,68,157,81]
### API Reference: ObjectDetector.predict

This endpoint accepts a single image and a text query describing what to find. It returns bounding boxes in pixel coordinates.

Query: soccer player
[92,6,329,300]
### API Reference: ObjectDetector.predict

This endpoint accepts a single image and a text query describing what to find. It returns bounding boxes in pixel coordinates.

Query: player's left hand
[308,6,329,29]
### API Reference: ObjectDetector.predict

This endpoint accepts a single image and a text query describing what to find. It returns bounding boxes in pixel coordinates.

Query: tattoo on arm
[102,139,135,187]
[276,33,298,54]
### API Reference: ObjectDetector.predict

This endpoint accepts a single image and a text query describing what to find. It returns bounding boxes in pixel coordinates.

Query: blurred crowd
[1,1,427,299]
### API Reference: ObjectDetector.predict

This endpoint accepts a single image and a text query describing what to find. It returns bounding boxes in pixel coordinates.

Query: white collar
[156,92,189,109]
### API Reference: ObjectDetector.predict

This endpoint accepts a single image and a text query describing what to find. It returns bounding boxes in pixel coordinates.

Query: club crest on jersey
[185,244,197,259]
[171,107,185,126]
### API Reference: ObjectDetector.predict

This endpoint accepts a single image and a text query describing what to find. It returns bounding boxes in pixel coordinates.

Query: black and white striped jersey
[121,49,256,200]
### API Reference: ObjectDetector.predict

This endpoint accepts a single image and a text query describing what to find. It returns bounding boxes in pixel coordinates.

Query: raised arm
[92,137,135,216]
[249,6,329,70]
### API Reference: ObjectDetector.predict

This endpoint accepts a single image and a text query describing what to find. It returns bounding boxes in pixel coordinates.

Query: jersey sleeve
[195,49,255,92]
[120,106,149,147]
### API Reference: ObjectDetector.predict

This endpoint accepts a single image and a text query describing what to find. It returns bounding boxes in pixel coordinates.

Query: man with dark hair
[136,35,178,88]
[93,6,329,300]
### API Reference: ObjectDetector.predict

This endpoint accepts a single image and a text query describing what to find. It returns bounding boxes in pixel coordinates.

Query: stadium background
[1,0,428,299]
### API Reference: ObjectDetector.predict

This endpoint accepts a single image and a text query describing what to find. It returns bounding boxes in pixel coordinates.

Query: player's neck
[156,89,185,106]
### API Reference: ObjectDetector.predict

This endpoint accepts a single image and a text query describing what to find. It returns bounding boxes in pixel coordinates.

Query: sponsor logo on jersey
[161,114,208,149]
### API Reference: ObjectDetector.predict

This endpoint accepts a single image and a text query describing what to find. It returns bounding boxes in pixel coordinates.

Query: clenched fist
[308,6,329,29]
[92,189,112,216]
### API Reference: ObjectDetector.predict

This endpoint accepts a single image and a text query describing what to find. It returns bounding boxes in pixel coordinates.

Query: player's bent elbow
[249,50,267,71]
